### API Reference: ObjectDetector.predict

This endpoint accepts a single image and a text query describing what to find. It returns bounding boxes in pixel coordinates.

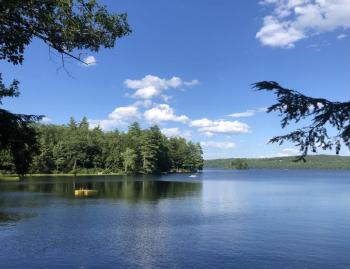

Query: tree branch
[254,81,350,159]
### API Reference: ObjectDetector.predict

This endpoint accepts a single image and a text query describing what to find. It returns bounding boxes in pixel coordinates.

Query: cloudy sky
[1,0,349,159]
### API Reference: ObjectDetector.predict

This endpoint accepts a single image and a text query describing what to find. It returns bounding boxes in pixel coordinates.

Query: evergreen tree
[184,142,204,172]
[104,131,123,172]
[127,122,143,172]
[121,148,137,174]
[68,117,77,130]
[0,149,15,173]
[79,117,89,130]
[157,135,172,173]
[0,0,131,174]
[1,119,204,175]
[168,137,189,172]
[255,81,350,160]
[0,76,41,175]
[195,143,204,171]
[140,126,162,174]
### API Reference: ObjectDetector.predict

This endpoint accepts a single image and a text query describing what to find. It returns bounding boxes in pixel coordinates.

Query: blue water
[1,169,350,268]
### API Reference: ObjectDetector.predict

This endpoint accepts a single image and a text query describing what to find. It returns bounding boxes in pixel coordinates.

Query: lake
[1,169,350,269]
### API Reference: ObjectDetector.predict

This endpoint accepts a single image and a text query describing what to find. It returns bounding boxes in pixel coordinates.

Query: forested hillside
[0,119,203,175]
[205,155,350,170]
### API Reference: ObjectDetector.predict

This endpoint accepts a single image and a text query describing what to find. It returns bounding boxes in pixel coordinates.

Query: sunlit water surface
[1,169,350,268]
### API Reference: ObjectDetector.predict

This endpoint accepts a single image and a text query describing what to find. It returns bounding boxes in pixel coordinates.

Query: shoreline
[0,170,199,181]
[0,173,123,181]
[2,168,350,181]
[204,155,350,170]
[204,167,350,171]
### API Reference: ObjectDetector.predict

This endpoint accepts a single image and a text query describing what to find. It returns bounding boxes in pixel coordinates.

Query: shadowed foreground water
[1,169,350,269]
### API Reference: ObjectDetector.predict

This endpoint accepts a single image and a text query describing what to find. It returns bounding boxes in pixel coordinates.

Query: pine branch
[253,81,350,159]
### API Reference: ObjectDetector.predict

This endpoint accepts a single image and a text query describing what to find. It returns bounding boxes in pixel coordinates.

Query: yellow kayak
[74,189,98,197]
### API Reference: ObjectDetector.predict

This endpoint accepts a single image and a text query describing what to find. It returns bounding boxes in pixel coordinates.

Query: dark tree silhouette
[0,76,42,174]
[254,81,350,161]
[1,0,131,66]
[0,0,131,174]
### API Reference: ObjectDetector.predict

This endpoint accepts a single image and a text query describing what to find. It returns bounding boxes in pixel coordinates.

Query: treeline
[230,159,249,170]
[204,155,350,170]
[0,118,203,175]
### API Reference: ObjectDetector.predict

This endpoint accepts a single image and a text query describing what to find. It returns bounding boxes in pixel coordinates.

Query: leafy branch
[1,0,131,66]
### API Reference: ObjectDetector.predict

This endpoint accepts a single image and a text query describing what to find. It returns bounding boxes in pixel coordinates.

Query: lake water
[1,169,350,269]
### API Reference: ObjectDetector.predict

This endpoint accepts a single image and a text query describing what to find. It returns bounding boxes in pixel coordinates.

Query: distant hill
[204,155,350,170]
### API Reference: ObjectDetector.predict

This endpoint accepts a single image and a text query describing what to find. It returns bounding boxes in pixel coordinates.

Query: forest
[205,155,350,170]
[0,119,204,175]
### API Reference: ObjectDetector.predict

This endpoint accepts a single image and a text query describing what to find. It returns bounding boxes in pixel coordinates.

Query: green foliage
[121,148,137,174]
[0,0,131,175]
[205,155,350,170]
[231,159,249,170]
[140,126,162,174]
[184,142,204,172]
[0,75,42,175]
[254,81,350,160]
[1,120,204,175]
[0,0,131,65]
[0,149,15,173]
[168,137,188,171]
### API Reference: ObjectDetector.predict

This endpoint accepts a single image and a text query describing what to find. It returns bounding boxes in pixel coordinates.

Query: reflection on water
[0,212,21,223]
[1,170,350,269]
[0,212,35,225]
[0,176,202,202]
[0,176,202,229]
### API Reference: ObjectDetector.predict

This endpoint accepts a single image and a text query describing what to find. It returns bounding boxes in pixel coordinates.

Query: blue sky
[1,0,350,159]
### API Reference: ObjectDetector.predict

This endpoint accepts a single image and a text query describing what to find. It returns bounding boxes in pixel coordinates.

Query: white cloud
[161,128,192,139]
[88,73,195,131]
[256,148,301,158]
[227,108,267,118]
[89,105,140,130]
[228,110,256,118]
[257,0,350,48]
[337,33,347,39]
[144,104,189,123]
[276,148,300,157]
[109,106,139,121]
[190,118,250,135]
[132,100,153,108]
[124,75,199,99]
[184,80,200,87]
[161,128,181,137]
[204,152,235,160]
[200,141,236,149]
[41,116,52,124]
[308,101,325,110]
[132,86,158,99]
[190,118,214,128]
[203,132,215,137]
[82,55,97,67]
[257,16,304,48]
[161,94,173,102]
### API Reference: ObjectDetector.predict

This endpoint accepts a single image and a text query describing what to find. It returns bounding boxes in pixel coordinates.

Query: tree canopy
[0,0,131,65]
[254,81,350,160]
[0,120,204,175]
[0,0,131,174]
[0,75,43,175]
